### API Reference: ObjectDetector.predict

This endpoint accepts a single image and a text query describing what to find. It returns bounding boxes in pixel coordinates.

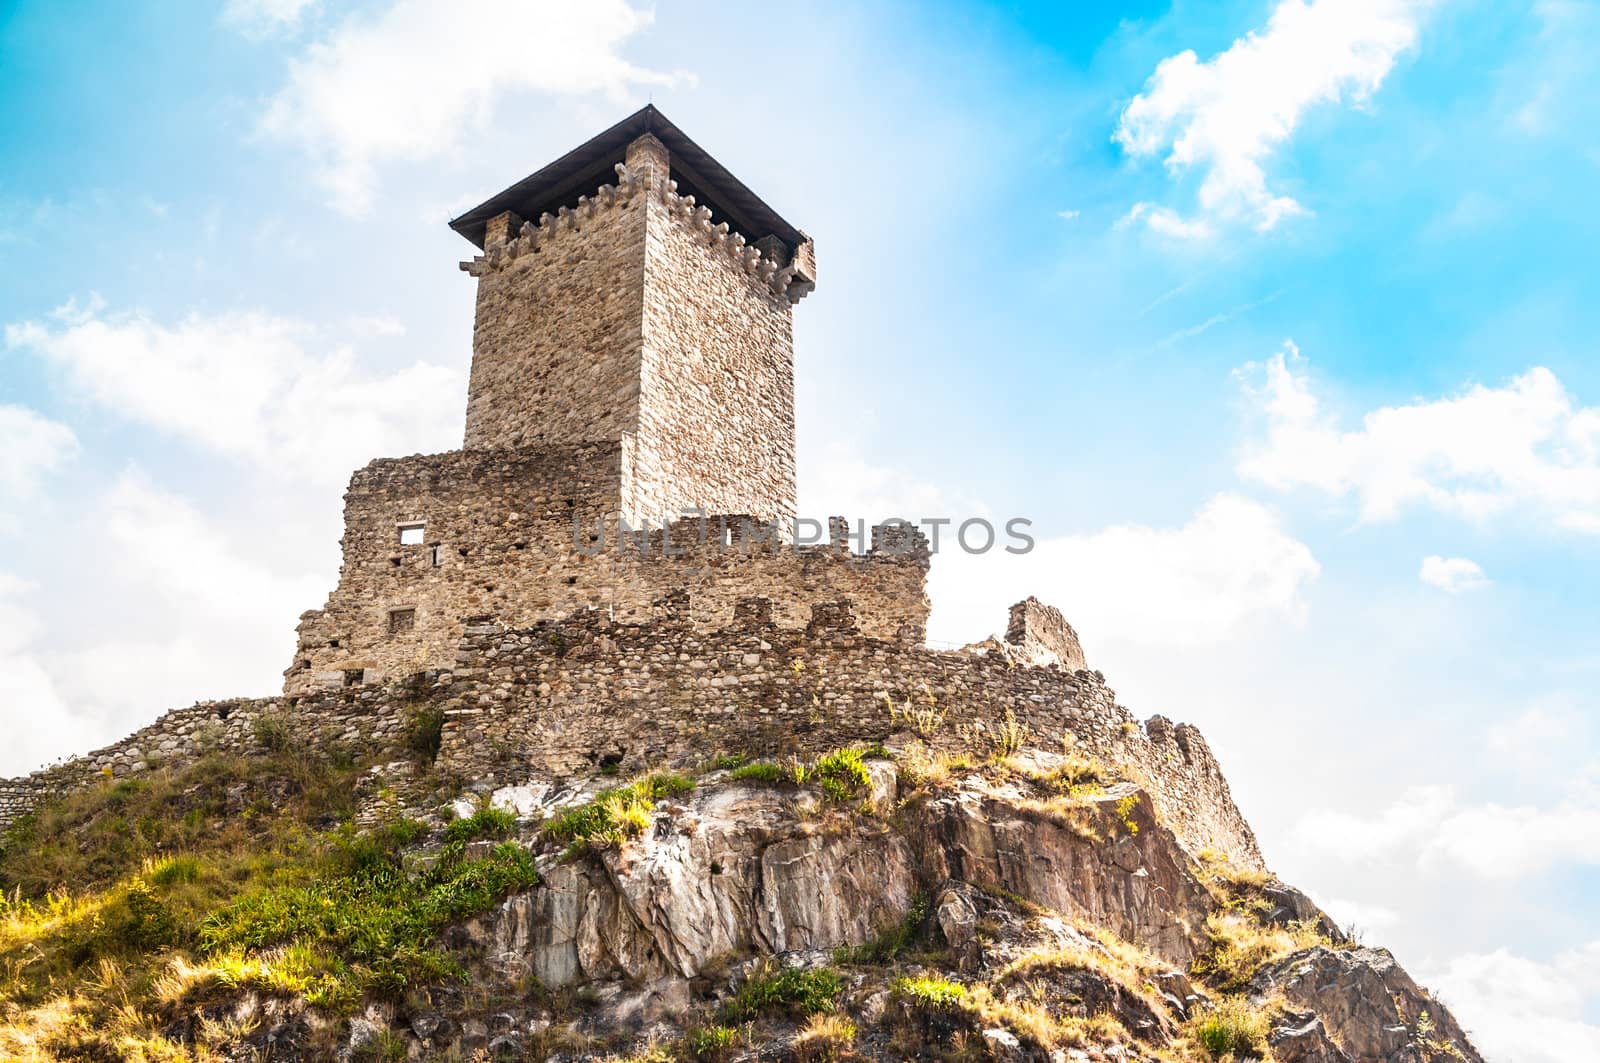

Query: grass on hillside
[0,749,540,1061]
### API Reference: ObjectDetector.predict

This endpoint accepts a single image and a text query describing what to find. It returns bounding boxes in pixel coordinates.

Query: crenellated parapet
[460,160,815,304]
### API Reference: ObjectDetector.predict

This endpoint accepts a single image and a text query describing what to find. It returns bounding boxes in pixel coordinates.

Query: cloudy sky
[2,1,1597,1056]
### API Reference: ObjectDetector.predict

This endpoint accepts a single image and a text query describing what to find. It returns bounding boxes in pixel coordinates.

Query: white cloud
[1425,943,1600,1063]
[259,0,678,213]
[799,454,1317,653]
[0,470,327,776]
[931,493,1320,651]
[1057,209,1080,221]
[1237,343,1600,531]
[0,574,80,775]
[0,404,77,497]
[1121,202,1215,241]
[1295,783,1600,881]
[1115,0,1435,231]
[1318,895,1401,935]
[1419,555,1489,593]
[6,300,461,486]
[223,0,318,37]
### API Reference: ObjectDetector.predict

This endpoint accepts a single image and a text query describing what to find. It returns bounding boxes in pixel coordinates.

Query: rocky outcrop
[465,763,1212,995]
[1256,946,1485,1063]
[911,777,1210,965]
[471,784,917,987]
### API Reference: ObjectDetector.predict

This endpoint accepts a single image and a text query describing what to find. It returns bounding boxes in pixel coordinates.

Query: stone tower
[450,105,817,525]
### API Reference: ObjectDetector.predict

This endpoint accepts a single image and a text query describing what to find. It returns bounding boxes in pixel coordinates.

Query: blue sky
[3,1,1598,1056]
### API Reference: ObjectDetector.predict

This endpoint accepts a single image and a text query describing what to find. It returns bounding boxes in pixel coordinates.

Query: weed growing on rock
[727,760,802,786]
[811,747,871,802]
[891,973,968,1009]
[885,686,945,738]
[1193,911,1328,991]
[793,1012,857,1061]
[543,772,694,854]
[679,1023,738,1061]
[1186,995,1272,1059]
[718,964,844,1022]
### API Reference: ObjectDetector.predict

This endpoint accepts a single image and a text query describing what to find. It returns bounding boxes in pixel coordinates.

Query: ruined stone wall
[285,444,931,696]
[461,189,646,453]
[5,597,1259,870]
[629,188,796,523]
[434,600,1263,868]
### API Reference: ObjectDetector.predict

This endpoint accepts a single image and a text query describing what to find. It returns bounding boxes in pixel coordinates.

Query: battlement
[460,158,812,304]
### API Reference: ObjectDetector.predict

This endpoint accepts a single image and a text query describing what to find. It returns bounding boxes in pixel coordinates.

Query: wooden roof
[448,105,804,251]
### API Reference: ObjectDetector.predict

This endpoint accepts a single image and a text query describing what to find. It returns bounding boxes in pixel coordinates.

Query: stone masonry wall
[461,177,647,454]
[458,142,806,524]
[629,175,796,523]
[434,599,1264,868]
[285,443,931,696]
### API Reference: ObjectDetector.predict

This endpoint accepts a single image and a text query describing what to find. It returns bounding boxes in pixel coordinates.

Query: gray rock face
[467,766,1212,988]
[470,783,917,986]
[910,778,1211,965]
[1255,947,1484,1063]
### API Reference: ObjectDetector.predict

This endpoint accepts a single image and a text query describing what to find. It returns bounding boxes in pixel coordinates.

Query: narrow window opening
[430,546,442,567]
[398,522,426,546]
[388,608,416,634]
[328,638,340,649]
[565,575,578,586]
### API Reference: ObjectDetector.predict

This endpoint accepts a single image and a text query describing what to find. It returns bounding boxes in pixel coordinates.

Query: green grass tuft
[718,963,844,1023]
[442,806,515,845]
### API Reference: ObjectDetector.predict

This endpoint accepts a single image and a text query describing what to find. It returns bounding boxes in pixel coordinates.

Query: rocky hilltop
[0,693,1483,1062]
[0,107,1486,1062]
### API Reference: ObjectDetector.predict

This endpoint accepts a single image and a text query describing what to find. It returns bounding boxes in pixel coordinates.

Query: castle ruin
[1,107,1261,871]
[284,106,943,695]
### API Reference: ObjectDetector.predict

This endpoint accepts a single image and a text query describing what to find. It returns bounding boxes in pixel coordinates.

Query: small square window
[342,668,365,688]
[398,523,425,546]
[388,608,416,634]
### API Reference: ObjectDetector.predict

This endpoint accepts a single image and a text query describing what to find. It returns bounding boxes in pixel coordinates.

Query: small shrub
[1193,912,1327,991]
[443,807,515,845]
[403,706,446,765]
[251,711,292,753]
[1031,755,1106,797]
[680,1024,738,1061]
[704,753,747,772]
[891,973,968,1009]
[987,709,1031,759]
[812,747,870,802]
[794,1013,857,1062]
[1187,996,1271,1059]
[719,964,844,1023]
[1114,793,1141,836]
[885,687,946,738]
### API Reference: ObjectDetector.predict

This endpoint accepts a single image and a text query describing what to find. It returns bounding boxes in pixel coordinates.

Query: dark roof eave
[448,105,804,251]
